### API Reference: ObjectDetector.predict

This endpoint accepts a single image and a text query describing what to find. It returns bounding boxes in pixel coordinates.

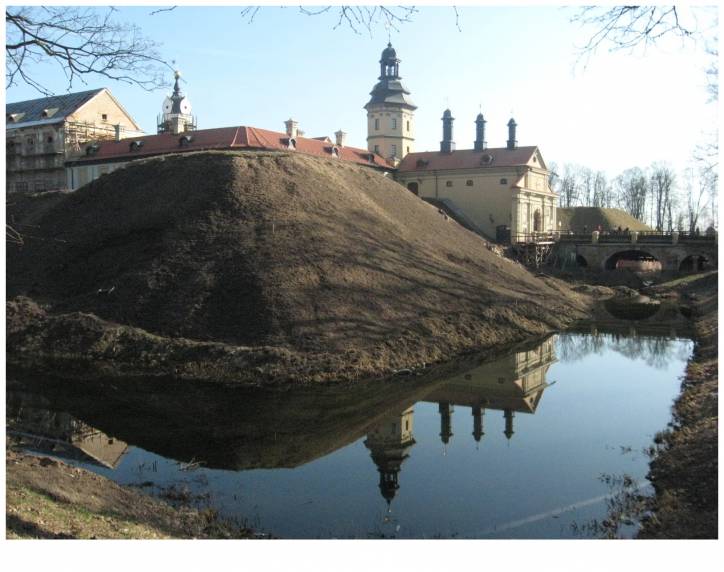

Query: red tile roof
[70,125,391,169]
[397,146,539,172]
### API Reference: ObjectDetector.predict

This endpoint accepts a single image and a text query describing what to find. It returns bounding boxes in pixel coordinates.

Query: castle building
[65,72,389,189]
[364,43,417,166]
[364,42,558,244]
[5,88,143,194]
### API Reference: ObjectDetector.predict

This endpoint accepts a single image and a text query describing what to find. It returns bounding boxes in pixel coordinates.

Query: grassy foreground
[638,271,718,538]
[6,450,252,539]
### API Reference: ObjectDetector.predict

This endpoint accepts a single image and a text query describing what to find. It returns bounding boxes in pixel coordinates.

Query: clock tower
[158,70,197,135]
[364,43,416,166]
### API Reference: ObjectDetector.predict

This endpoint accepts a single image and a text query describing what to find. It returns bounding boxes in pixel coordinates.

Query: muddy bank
[637,271,717,538]
[7,151,590,385]
[6,449,254,539]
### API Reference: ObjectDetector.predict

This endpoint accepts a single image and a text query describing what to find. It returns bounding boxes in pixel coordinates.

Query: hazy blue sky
[6,4,718,176]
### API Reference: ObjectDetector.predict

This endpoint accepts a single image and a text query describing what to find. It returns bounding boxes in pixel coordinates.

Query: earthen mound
[8,151,587,382]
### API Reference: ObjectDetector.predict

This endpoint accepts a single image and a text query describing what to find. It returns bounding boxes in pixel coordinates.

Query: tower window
[373,144,379,154]
[406,146,410,154]
[406,120,410,132]
[374,118,379,130]
[500,178,508,185]
[101,113,108,121]
[446,181,453,187]
[391,118,397,130]
[466,180,474,186]
[391,144,397,157]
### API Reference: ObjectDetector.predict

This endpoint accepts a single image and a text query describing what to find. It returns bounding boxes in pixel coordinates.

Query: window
[373,144,379,154]
[391,118,397,130]
[27,137,35,146]
[391,144,397,157]
[466,180,474,186]
[102,113,108,121]
[446,180,453,187]
[46,135,54,143]
[406,120,410,132]
[15,181,28,193]
[500,178,508,185]
[406,146,410,154]
[374,118,379,130]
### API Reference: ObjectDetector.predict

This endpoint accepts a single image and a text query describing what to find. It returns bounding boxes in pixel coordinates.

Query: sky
[4,3,719,178]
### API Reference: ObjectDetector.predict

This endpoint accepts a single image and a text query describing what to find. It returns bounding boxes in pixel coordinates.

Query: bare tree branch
[6,6,171,95]
[149,6,178,17]
[240,5,420,35]
[572,5,697,57]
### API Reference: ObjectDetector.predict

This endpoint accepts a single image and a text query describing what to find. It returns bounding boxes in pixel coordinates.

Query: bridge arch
[604,249,662,272]
[679,253,714,273]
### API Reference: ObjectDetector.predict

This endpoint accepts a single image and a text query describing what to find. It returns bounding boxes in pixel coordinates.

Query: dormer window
[367,153,376,163]
[287,137,296,150]
[85,144,100,156]
[7,112,25,123]
[481,154,494,165]
[41,107,59,118]
[416,159,429,168]
[331,146,340,158]
[179,135,193,147]
[129,140,144,151]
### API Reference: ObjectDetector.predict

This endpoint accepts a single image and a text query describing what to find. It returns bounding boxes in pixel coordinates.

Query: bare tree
[557,164,581,208]
[572,5,697,56]
[683,166,714,233]
[615,168,648,222]
[240,5,424,35]
[6,6,169,95]
[649,164,676,231]
[592,171,612,208]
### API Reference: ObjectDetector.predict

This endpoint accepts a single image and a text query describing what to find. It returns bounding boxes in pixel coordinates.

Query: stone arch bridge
[553,231,717,273]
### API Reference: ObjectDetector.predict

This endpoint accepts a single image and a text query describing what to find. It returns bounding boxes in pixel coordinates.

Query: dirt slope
[7,151,587,383]
[558,207,651,233]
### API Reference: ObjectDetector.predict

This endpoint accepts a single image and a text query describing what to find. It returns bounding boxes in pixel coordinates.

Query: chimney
[334,129,347,147]
[284,118,298,138]
[474,113,486,151]
[507,118,517,150]
[114,124,122,141]
[440,109,456,153]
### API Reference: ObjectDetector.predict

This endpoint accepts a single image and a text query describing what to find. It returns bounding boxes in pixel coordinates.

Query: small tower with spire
[506,117,517,150]
[440,109,456,153]
[474,112,487,151]
[364,42,417,165]
[158,70,197,135]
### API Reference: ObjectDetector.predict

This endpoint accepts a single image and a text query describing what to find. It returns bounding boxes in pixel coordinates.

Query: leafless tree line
[549,160,717,233]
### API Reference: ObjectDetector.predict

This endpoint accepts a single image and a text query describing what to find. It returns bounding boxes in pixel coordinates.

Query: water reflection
[557,331,690,368]
[7,390,128,469]
[6,332,692,538]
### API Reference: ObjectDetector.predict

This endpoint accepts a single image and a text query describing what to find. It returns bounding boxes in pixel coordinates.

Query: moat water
[7,331,693,539]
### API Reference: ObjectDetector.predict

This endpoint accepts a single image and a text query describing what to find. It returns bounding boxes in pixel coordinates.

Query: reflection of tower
[438,402,454,446]
[472,405,485,444]
[364,407,416,506]
[503,409,515,440]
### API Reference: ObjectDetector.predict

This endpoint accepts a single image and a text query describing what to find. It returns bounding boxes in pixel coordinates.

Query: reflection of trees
[556,333,690,369]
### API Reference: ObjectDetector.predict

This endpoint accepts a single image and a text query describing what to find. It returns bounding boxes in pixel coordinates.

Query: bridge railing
[509,229,717,245]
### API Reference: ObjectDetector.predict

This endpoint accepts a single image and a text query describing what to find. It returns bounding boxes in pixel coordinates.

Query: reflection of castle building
[7,391,128,469]
[363,407,415,505]
[362,337,556,504]
[423,336,557,443]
